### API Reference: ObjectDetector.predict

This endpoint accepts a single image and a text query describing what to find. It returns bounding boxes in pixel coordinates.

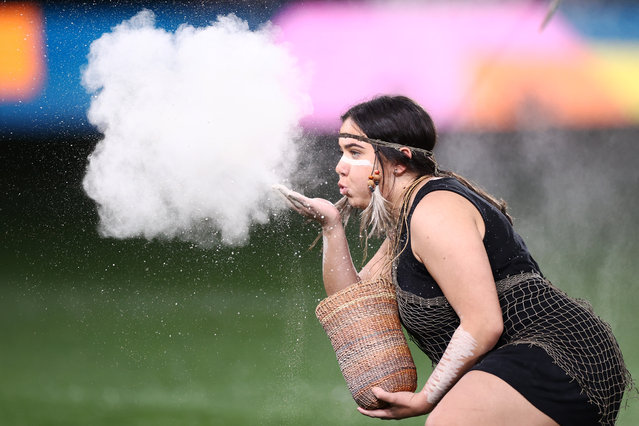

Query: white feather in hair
[360,185,394,239]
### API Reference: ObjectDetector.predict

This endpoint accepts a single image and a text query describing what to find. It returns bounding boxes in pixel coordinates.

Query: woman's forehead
[338,119,374,150]
[338,137,372,151]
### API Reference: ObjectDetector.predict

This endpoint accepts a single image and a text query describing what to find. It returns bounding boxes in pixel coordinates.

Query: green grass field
[1,133,637,425]
[1,264,637,425]
[0,233,440,426]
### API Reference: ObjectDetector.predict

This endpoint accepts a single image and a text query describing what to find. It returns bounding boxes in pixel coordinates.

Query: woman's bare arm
[411,190,503,404]
[359,190,503,419]
[274,185,389,296]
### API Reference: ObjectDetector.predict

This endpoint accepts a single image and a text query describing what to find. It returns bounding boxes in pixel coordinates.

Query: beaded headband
[338,132,434,158]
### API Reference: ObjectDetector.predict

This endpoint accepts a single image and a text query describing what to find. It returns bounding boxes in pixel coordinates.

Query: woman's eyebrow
[342,142,365,150]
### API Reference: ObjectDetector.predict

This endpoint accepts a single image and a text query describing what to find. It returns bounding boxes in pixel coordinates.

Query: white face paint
[338,155,373,167]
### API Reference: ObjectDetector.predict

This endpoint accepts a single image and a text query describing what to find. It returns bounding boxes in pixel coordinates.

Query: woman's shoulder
[410,177,485,236]
[415,176,489,216]
[412,177,477,212]
[413,186,481,224]
[406,176,455,209]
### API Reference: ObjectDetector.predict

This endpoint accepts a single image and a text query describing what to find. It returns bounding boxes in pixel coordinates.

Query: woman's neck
[388,174,434,219]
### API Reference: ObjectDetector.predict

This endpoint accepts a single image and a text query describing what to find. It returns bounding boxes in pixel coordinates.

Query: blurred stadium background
[1,1,638,425]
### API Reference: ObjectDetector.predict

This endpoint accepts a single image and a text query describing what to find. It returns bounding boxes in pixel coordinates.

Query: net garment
[393,177,632,425]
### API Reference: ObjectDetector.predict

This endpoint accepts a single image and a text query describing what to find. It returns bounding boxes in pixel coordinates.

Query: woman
[276,95,631,425]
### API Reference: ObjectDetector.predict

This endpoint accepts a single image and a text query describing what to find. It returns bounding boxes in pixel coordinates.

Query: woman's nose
[335,158,348,176]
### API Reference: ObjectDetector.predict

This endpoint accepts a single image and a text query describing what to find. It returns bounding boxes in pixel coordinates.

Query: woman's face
[336,118,378,209]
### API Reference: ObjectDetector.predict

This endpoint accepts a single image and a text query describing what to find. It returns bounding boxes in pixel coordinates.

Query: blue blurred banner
[1,1,638,135]
[0,2,282,135]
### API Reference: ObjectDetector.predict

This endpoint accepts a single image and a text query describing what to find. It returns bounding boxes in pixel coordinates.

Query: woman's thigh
[425,370,558,426]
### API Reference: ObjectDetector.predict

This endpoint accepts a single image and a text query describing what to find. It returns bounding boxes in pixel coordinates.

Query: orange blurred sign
[0,2,45,102]
[465,53,629,130]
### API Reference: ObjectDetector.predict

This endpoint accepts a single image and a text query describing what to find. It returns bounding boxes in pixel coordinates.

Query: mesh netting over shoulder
[393,271,632,425]
[315,278,417,409]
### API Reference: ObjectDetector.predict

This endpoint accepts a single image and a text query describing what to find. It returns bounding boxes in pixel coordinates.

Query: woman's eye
[350,150,361,158]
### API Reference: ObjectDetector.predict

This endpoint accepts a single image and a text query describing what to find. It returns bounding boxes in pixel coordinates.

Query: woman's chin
[348,197,370,210]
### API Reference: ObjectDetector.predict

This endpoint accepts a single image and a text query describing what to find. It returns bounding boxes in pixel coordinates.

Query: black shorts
[470,344,601,425]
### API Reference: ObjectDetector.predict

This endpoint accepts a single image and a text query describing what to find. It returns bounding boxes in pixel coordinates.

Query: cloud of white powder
[81,10,311,246]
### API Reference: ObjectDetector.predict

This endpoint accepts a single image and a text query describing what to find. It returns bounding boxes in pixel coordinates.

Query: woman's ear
[399,147,413,159]
[392,147,412,176]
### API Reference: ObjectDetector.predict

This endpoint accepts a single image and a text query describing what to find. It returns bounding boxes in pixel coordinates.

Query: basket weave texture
[315,278,417,409]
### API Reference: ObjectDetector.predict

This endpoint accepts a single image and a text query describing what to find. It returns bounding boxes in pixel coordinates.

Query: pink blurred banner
[274,2,638,131]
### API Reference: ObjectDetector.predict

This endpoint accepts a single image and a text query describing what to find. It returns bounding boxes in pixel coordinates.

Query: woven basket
[315,278,417,409]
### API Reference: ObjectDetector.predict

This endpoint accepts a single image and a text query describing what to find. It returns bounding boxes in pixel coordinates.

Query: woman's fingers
[273,184,310,211]
[371,387,394,403]
[273,184,323,214]
[288,195,308,210]
[356,388,396,419]
[357,389,430,420]
[272,183,294,197]
[272,184,303,203]
[357,406,394,419]
[273,184,340,225]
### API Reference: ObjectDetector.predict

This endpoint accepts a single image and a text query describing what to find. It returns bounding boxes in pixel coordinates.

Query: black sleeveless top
[392,178,630,425]
[395,177,541,298]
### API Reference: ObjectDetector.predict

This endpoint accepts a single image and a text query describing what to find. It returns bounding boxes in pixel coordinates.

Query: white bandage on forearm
[423,325,478,404]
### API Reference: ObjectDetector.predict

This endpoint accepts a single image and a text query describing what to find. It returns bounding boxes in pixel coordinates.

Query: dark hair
[341,95,513,224]
[341,95,437,176]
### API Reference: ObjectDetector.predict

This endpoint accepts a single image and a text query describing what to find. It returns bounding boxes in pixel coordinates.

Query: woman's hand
[357,387,432,420]
[273,184,341,228]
